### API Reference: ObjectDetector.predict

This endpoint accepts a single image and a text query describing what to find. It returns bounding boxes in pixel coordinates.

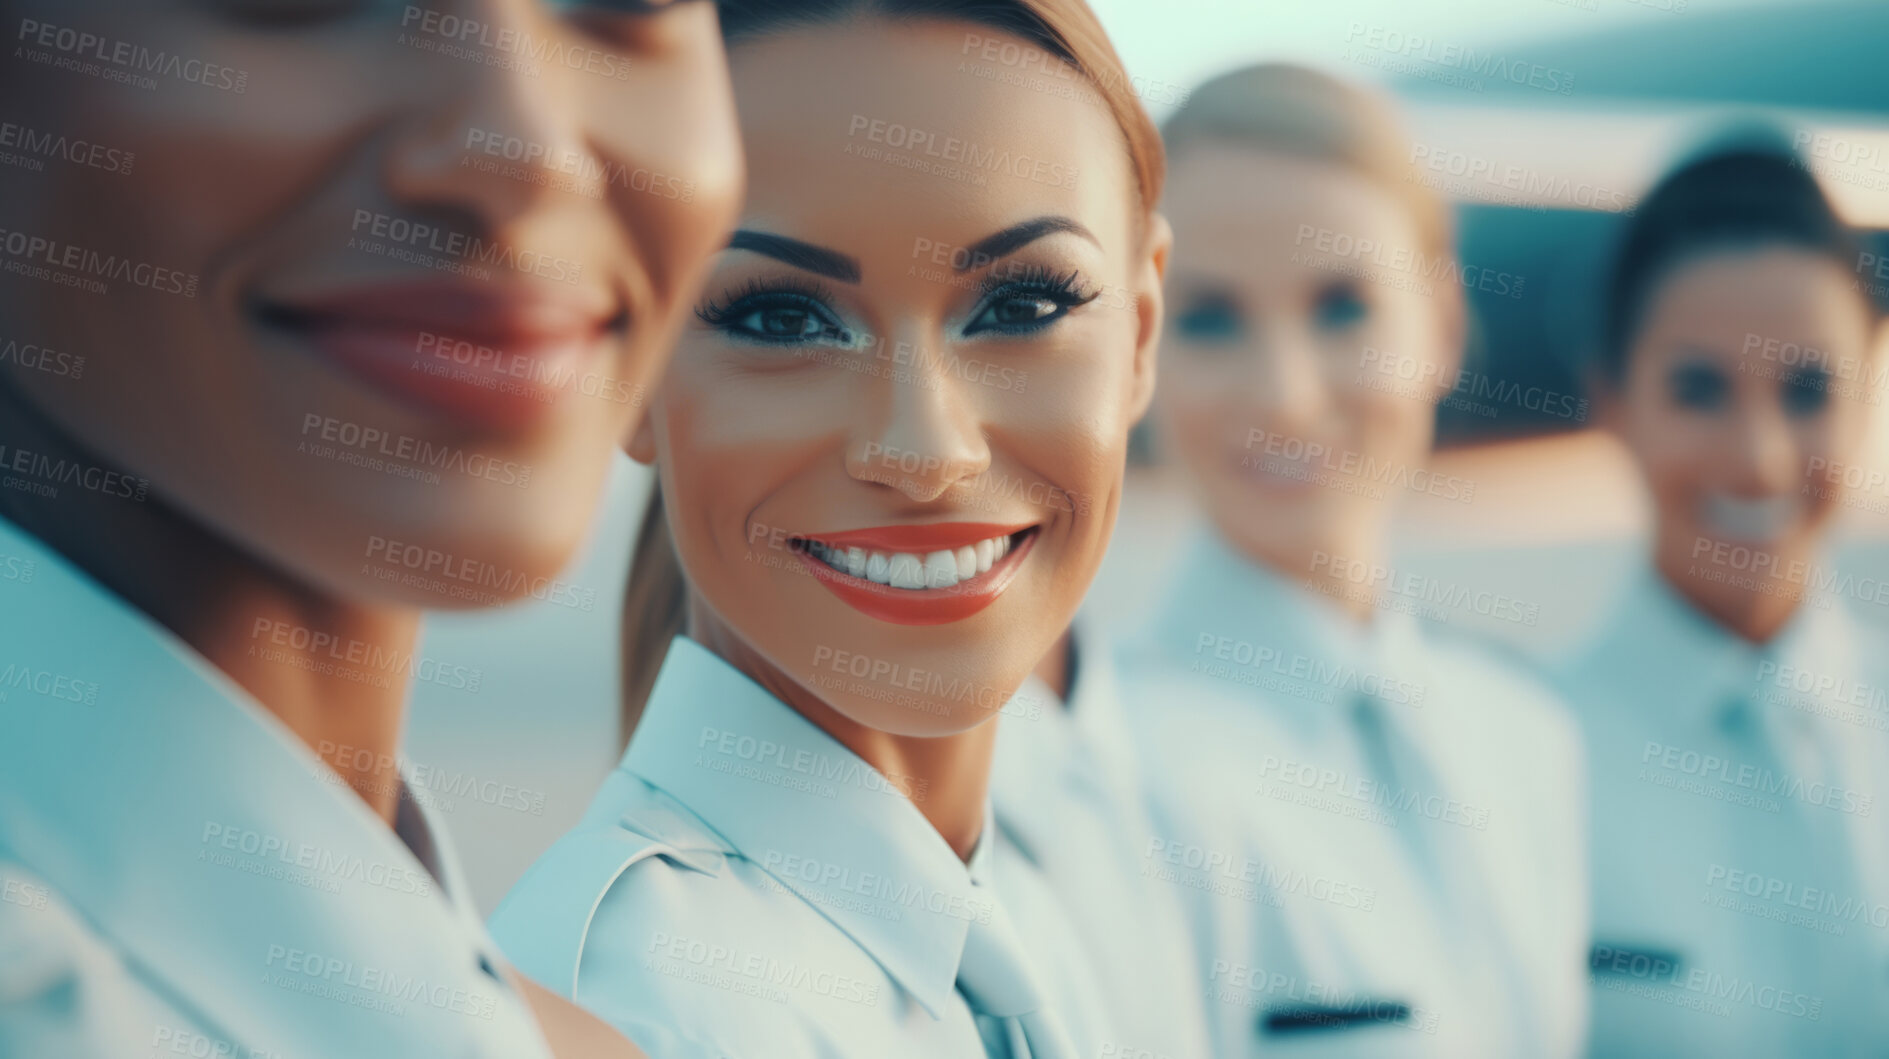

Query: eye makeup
[694,276,853,347]
[964,265,1100,337]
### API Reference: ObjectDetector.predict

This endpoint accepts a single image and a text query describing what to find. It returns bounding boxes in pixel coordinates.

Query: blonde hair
[1162,63,1449,254]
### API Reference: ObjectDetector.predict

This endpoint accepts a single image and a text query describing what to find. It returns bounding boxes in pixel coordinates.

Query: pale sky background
[1092,0,1788,126]
[1090,0,1889,225]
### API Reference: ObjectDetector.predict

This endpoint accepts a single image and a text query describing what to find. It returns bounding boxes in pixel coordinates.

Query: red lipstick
[260,280,620,433]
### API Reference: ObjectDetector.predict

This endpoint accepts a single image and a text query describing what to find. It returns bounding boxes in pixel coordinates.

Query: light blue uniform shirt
[990,620,1216,1059]
[0,515,553,1059]
[1119,530,1588,1059]
[1559,570,1889,1057]
[491,635,1112,1059]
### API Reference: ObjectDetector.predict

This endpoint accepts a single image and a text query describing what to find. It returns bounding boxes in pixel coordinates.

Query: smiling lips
[788,521,1039,625]
[260,280,621,433]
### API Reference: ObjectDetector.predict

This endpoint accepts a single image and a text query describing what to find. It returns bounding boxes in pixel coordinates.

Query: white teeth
[888,553,926,589]
[802,531,1024,590]
[925,550,959,588]
[1701,493,1801,544]
[954,546,977,580]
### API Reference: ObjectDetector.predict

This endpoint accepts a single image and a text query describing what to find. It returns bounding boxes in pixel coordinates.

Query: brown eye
[1780,368,1832,418]
[1312,282,1368,330]
[1173,293,1242,344]
[1667,360,1730,413]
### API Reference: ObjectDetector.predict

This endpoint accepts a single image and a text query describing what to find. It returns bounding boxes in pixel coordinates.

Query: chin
[299,508,595,612]
[772,599,1040,738]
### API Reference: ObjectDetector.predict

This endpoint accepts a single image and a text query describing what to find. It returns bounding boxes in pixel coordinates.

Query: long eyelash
[694,276,838,327]
[976,265,1101,305]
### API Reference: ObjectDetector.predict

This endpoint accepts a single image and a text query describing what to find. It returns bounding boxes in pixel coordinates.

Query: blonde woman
[1122,63,1588,1058]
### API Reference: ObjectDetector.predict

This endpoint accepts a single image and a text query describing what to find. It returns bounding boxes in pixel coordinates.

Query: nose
[846,334,992,502]
[1241,321,1331,435]
[1727,399,1801,494]
[381,5,595,234]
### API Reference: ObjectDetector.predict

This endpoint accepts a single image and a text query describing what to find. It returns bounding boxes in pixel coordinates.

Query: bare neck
[0,382,419,825]
[1239,532,1384,626]
[1033,630,1074,703]
[1654,537,1804,645]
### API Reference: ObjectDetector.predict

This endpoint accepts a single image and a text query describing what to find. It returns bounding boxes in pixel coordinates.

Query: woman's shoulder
[490,783,916,1058]
[490,778,739,990]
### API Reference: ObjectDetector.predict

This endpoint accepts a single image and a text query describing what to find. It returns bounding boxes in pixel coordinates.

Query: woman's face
[1614,247,1880,578]
[637,18,1163,736]
[0,0,741,606]
[1158,145,1460,573]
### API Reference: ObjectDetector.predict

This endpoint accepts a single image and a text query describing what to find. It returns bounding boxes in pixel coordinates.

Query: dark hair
[618,0,1163,744]
[620,484,685,740]
[1599,135,1867,385]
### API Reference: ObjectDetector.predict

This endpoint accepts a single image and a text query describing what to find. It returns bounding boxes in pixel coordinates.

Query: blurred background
[406,0,1889,913]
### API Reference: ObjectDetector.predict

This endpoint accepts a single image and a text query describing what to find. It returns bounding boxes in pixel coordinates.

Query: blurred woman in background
[1563,141,1889,1057]
[1120,62,1589,1058]
[489,1,1173,1055]
[0,0,741,1055]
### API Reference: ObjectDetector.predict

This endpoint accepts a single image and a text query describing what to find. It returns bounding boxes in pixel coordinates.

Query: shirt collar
[1586,563,1857,732]
[624,636,984,1020]
[0,514,543,1057]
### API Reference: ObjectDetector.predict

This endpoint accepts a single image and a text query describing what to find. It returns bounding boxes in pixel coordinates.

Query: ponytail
[619,481,686,748]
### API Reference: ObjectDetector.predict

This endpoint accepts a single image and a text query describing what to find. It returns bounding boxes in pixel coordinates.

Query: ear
[1126,212,1173,425]
[625,404,659,466]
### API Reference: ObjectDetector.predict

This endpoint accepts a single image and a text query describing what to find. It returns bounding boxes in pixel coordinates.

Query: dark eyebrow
[954,216,1099,273]
[726,230,861,284]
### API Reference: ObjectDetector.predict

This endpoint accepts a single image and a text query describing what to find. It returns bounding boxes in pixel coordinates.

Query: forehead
[1642,248,1870,355]
[726,18,1134,265]
[1164,145,1419,278]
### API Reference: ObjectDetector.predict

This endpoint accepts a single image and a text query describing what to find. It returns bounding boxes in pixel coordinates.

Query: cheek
[24,48,369,267]
[1795,418,1849,520]
[1008,339,1137,487]
[658,368,836,542]
[658,394,758,577]
[1623,402,1715,505]
[594,75,742,322]
[1334,376,1429,464]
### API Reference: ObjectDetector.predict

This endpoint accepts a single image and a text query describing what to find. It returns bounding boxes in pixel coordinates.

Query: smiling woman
[0,0,741,1056]
[1558,140,1889,1059]
[488,1,1170,1056]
